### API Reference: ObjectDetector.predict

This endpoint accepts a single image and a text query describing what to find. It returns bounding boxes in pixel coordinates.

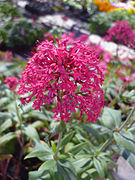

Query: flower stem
[14,93,23,129]
[99,136,113,152]
[54,131,63,160]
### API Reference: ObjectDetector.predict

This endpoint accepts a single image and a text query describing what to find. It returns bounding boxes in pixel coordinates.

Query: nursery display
[0,0,135,180]
[0,0,46,52]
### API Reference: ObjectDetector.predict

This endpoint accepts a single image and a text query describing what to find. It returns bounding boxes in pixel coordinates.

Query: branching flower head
[105,20,135,47]
[18,37,104,122]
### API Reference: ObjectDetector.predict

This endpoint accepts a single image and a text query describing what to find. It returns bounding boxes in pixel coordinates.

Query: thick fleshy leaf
[128,124,135,134]
[61,131,75,148]
[51,141,57,154]
[28,110,53,122]
[29,169,50,180]
[0,97,9,107]
[57,161,77,180]
[101,107,121,129]
[72,156,92,173]
[25,149,53,161]
[0,112,12,120]
[0,132,16,146]
[0,119,12,133]
[93,158,105,180]
[23,125,40,141]
[38,159,56,171]
[77,124,101,139]
[114,131,135,155]
[68,142,87,155]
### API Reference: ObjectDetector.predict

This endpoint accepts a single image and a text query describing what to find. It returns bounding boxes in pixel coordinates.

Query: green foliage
[89,10,135,35]
[101,107,121,129]
[7,18,46,49]
[0,1,46,50]
[89,12,113,36]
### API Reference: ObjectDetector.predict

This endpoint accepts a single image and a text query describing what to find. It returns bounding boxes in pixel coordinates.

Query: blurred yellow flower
[94,0,118,12]
[126,8,135,14]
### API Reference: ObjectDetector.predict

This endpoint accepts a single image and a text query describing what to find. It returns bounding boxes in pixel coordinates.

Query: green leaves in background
[101,107,121,130]
[114,130,135,155]
[0,132,16,146]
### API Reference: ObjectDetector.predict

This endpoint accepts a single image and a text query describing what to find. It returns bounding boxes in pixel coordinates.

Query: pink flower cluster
[18,38,104,122]
[5,77,19,92]
[0,51,13,62]
[105,21,135,47]
[90,43,112,74]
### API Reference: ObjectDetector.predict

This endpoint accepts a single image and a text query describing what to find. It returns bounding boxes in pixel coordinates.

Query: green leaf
[86,168,97,175]
[31,121,44,129]
[0,112,11,120]
[0,132,16,146]
[114,131,135,155]
[38,159,56,171]
[29,110,53,121]
[51,141,57,154]
[68,142,87,155]
[126,152,135,170]
[61,131,75,148]
[63,167,77,180]
[107,88,120,100]
[72,156,91,173]
[64,142,74,152]
[101,107,121,129]
[25,140,53,161]
[22,102,33,114]
[29,170,50,180]
[0,119,12,133]
[128,124,135,134]
[56,160,77,180]
[77,124,101,139]
[58,159,76,172]
[81,168,96,179]
[57,164,70,180]
[0,97,9,107]
[97,158,107,174]
[123,90,135,98]
[24,149,53,161]
[23,125,40,141]
[93,158,105,180]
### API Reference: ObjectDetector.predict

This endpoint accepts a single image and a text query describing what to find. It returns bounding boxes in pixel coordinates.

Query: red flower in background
[18,37,104,122]
[0,51,13,62]
[105,20,135,48]
[62,16,68,21]
[5,77,19,92]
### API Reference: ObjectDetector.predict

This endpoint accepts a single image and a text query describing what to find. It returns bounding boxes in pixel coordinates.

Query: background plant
[0,1,46,51]
[89,10,135,36]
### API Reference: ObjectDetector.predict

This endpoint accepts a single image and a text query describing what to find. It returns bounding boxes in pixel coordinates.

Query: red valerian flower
[105,20,135,48]
[18,38,104,122]
[5,76,19,92]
